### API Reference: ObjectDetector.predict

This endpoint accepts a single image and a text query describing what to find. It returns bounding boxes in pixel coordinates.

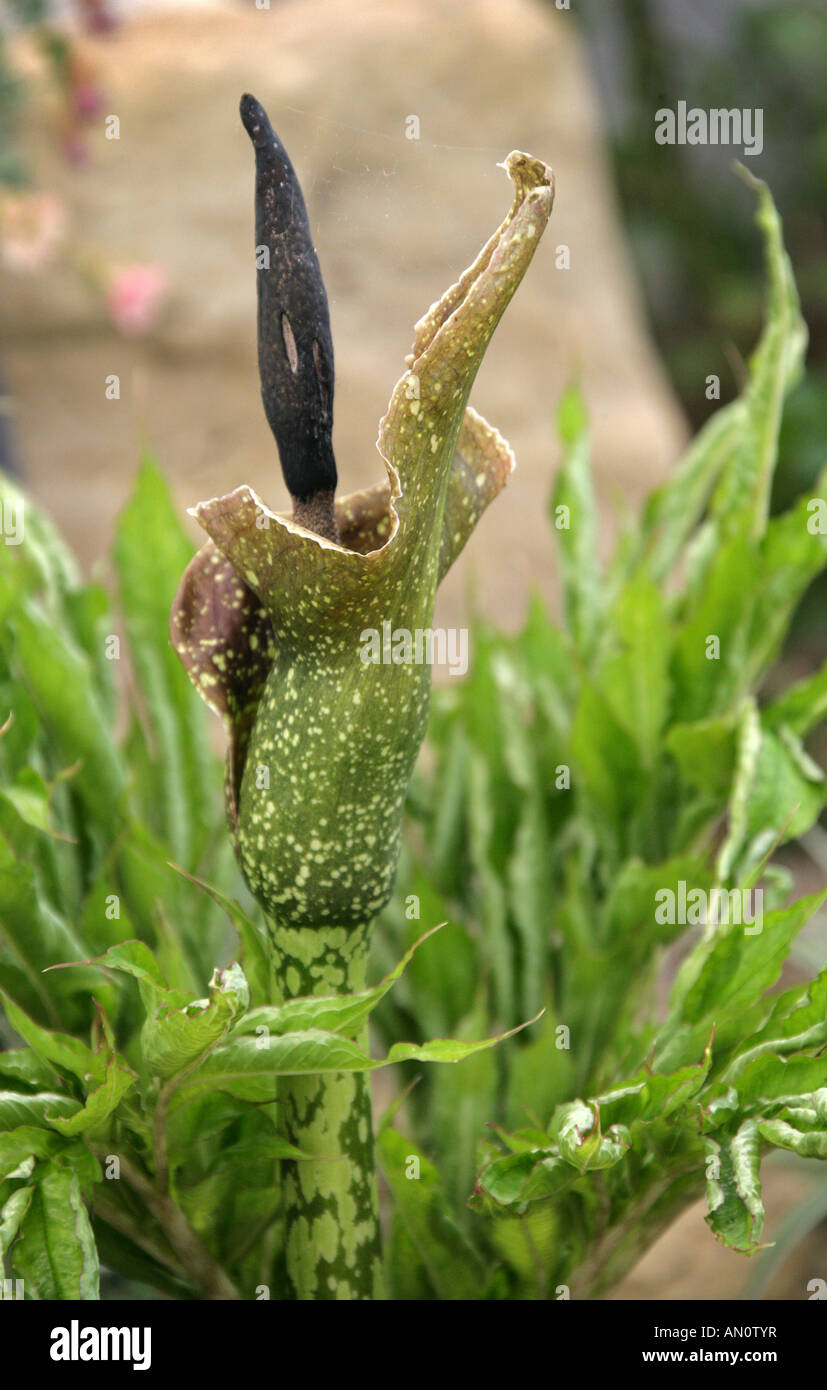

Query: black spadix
[240,93,338,539]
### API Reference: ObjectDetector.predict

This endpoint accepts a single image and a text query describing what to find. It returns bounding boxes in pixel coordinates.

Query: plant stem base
[269,920,383,1300]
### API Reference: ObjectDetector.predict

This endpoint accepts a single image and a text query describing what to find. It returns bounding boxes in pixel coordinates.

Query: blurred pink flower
[74,82,104,121]
[106,264,168,335]
[62,133,90,167]
[0,192,66,272]
[78,0,119,35]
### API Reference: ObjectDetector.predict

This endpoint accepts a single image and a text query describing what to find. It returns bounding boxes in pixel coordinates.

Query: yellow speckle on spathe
[409,400,420,416]
[430,435,439,454]
[313,1211,339,1264]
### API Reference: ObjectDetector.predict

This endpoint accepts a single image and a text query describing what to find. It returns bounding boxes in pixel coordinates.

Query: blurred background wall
[0,0,688,634]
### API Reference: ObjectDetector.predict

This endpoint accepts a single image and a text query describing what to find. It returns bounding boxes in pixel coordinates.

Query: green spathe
[171,152,553,928]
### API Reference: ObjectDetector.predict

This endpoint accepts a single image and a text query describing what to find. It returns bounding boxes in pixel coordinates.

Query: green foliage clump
[372,171,827,1298]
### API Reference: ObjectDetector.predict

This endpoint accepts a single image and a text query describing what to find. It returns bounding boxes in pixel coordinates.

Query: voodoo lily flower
[170,93,552,1299]
[172,95,553,932]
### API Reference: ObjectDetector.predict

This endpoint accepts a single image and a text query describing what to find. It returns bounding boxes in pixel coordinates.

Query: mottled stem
[268,919,383,1300]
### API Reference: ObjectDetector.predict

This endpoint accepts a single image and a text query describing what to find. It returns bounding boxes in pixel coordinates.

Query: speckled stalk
[269,919,383,1301]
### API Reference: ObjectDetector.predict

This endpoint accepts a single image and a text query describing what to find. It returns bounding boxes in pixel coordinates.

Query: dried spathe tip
[240,93,339,540]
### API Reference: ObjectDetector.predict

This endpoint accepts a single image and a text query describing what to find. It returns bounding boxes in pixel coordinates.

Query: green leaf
[466,750,514,1023]
[115,827,224,990]
[11,1164,99,1298]
[702,496,824,720]
[384,1214,436,1300]
[715,699,763,881]
[0,475,78,620]
[77,939,168,992]
[548,1100,630,1173]
[76,871,138,960]
[170,866,275,1008]
[68,941,249,1081]
[425,723,470,896]
[386,1029,534,1066]
[0,768,56,837]
[376,1125,485,1299]
[732,1053,827,1106]
[172,1017,534,1107]
[672,523,757,723]
[743,727,824,847]
[764,662,827,738]
[0,1126,73,1181]
[570,681,642,852]
[0,1184,32,1262]
[600,574,671,768]
[641,403,742,583]
[62,584,118,722]
[0,1091,81,1130]
[670,890,827,1031]
[507,795,551,1022]
[666,713,738,801]
[476,1150,551,1209]
[0,1049,58,1092]
[46,1057,136,1137]
[114,458,216,866]
[0,833,103,1023]
[727,970,827,1081]
[504,1017,573,1130]
[705,1121,766,1253]
[0,991,104,1086]
[603,855,714,946]
[551,385,601,660]
[232,924,443,1041]
[744,475,827,689]
[141,964,248,1080]
[478,1150,574,1211]
[594,1047,712,1128]
[757,1118,827,1159]
[429,1000,498,1218]
[518,591,577,724]
[10,601,125,827]
[0,678,39,784]
[393,868,477,1039]
[711,169,807,537]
